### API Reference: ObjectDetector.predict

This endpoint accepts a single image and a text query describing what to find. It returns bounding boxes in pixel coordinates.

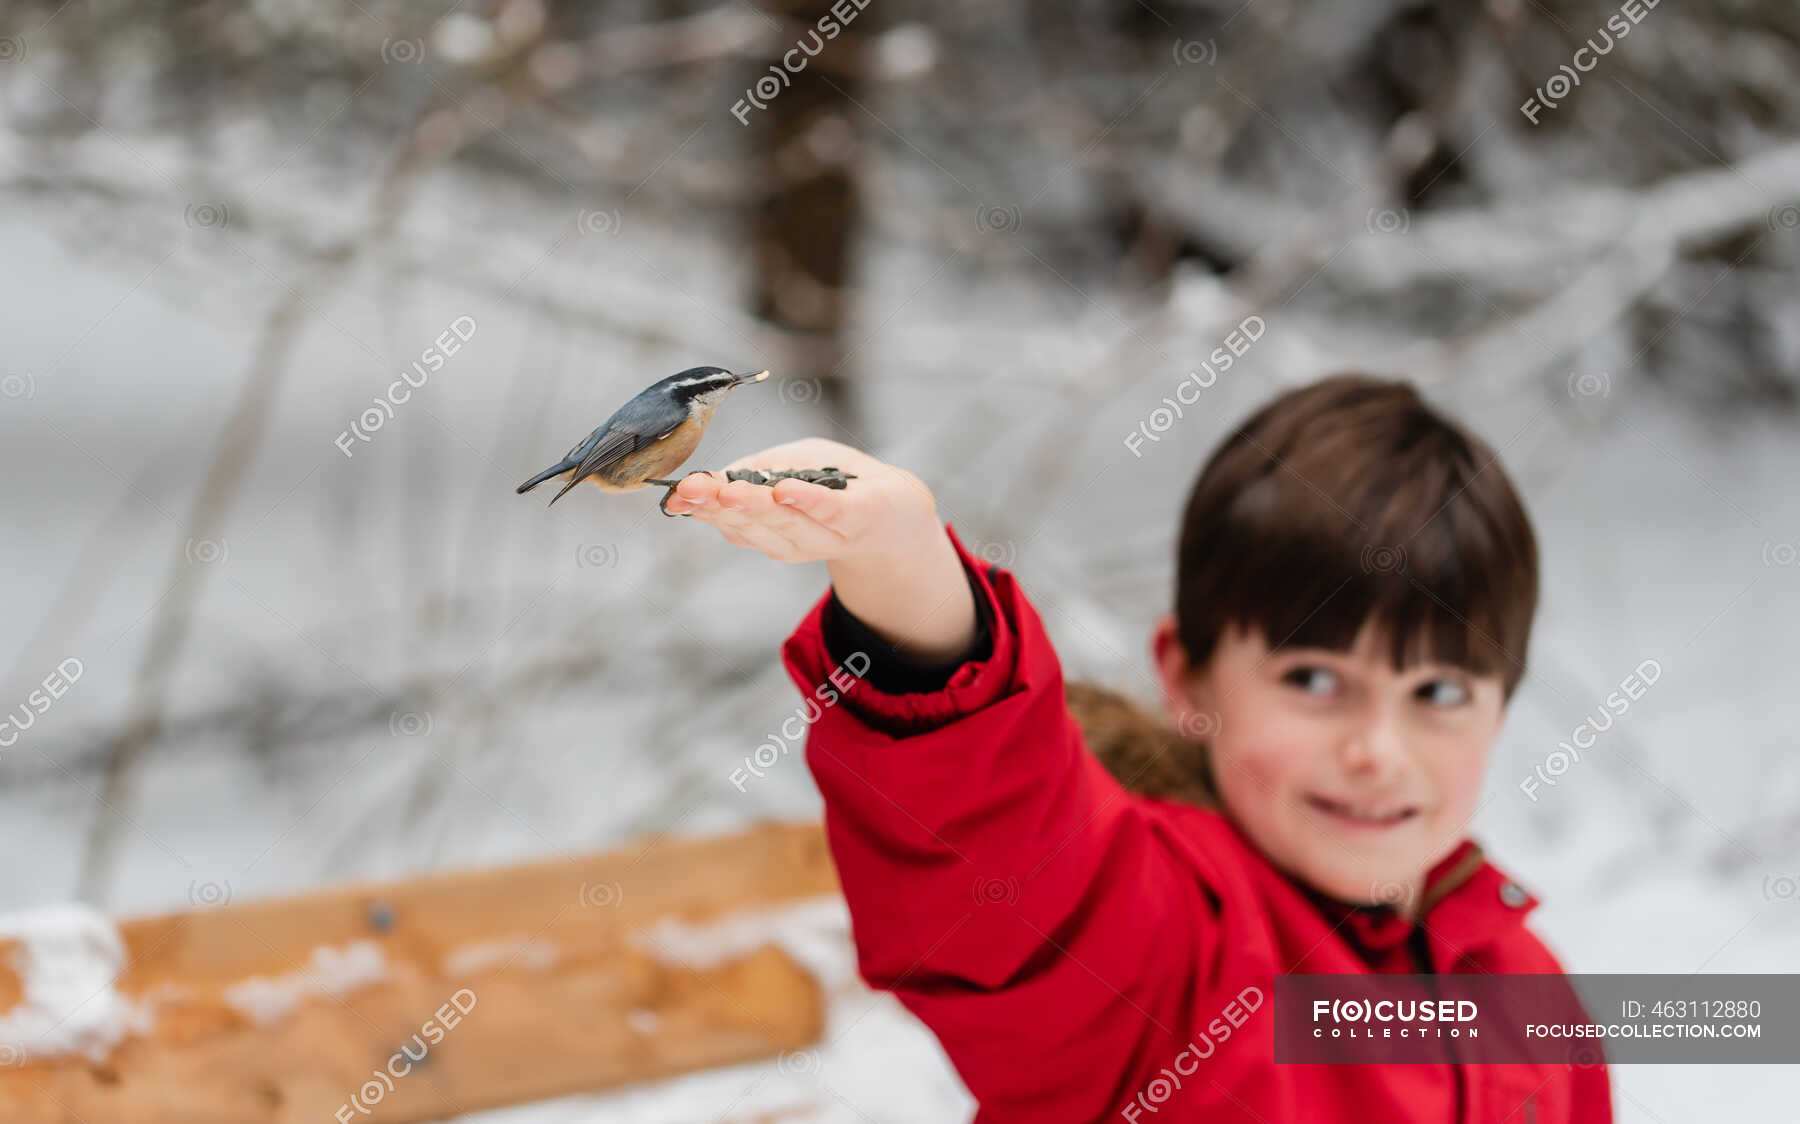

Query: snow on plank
[0,821,838,1122]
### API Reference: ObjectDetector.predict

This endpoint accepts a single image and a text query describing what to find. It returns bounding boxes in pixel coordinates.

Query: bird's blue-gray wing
[570,396,687,480]
[568,426,640,480]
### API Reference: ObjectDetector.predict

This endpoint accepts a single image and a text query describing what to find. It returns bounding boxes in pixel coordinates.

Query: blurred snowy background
[1,0,1797,1118]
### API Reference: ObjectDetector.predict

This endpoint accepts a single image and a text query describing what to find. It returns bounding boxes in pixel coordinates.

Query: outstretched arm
[670,440,1223,1119]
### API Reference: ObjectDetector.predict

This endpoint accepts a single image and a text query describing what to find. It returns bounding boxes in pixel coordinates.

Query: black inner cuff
[822,565,995,694]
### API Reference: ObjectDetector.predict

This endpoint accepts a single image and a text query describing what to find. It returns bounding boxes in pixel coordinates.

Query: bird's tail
[547,473,586,506]
[516,458,578,495]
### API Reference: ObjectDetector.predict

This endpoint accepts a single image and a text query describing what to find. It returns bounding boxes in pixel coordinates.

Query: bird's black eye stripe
[675,375,735,401]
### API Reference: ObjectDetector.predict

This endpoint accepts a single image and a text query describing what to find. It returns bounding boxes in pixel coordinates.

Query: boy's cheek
[1239,748,1296,795]
[1211,740,1300,820]
[1427,749,1491,823]
[1222,711,1322,786]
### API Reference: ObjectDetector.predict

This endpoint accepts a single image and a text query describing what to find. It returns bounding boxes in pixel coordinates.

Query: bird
[516,366,769,508]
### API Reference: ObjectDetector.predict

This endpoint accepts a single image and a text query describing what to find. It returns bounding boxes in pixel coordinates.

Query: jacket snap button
[1499,881,1529,908]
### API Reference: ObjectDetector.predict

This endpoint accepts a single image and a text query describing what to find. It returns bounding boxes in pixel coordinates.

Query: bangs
[1175,376,1538,693]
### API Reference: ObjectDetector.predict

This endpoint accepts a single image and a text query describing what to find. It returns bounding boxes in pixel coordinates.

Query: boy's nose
[1338,708,1409,780]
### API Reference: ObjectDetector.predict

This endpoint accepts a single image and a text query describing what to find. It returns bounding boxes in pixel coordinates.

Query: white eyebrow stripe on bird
[666,375,729,392]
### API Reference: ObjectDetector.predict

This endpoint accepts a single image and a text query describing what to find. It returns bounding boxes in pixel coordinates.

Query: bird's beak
[734,369,771,386]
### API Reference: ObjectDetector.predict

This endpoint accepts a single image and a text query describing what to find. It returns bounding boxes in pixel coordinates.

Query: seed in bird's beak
[736,369,770,385]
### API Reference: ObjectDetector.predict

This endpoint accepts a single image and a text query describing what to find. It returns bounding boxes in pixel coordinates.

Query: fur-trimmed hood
[1063,680,1217,809]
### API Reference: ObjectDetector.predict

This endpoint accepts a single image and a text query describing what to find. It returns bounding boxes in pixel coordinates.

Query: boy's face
[1152,616,1507,916]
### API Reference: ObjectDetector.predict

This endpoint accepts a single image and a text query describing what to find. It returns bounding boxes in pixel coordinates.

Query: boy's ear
[1151,614,1213,730]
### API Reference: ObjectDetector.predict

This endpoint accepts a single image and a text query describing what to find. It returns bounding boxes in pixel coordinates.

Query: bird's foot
[651,470,718,517]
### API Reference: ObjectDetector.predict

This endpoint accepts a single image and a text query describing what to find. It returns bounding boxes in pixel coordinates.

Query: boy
[665,374,1609,1122]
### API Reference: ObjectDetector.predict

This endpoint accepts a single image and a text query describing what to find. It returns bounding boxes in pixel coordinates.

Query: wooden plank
[0,820,840,1122]
[117,819,838,989]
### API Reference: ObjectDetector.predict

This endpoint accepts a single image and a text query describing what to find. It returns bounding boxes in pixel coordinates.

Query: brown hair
[1077,372,1540,801]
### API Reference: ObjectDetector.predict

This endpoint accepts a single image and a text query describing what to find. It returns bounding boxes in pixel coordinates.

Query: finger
[715,477,773,512]
[714,523,758,551]
[712,479,847,558]
[770,477,854,536]
[709,482,809,558]
[713,479,797,536]
[663,470,722,515]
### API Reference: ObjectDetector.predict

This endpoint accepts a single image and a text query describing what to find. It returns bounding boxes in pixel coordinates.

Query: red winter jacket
[779,523,1613,1123]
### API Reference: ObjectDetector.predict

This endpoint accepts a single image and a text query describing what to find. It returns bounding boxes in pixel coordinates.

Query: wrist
[826,518,978,663]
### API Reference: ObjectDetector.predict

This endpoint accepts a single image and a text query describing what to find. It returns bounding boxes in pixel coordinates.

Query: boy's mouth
[1305,793,1419,829]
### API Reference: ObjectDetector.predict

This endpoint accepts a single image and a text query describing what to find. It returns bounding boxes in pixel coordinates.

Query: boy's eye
[1416,677,1470,706]
[1282,666,1339,696]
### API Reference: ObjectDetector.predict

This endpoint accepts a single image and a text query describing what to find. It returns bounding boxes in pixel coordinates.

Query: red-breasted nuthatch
[516,366,769,508]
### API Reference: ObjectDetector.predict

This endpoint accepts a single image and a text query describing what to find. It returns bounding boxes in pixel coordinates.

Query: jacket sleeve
[780,522,1221,1119]
[820,550,994,693]
[1569,1056,1613,1123]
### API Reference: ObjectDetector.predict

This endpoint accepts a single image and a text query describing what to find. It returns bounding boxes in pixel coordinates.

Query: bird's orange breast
[588,411,710,491]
